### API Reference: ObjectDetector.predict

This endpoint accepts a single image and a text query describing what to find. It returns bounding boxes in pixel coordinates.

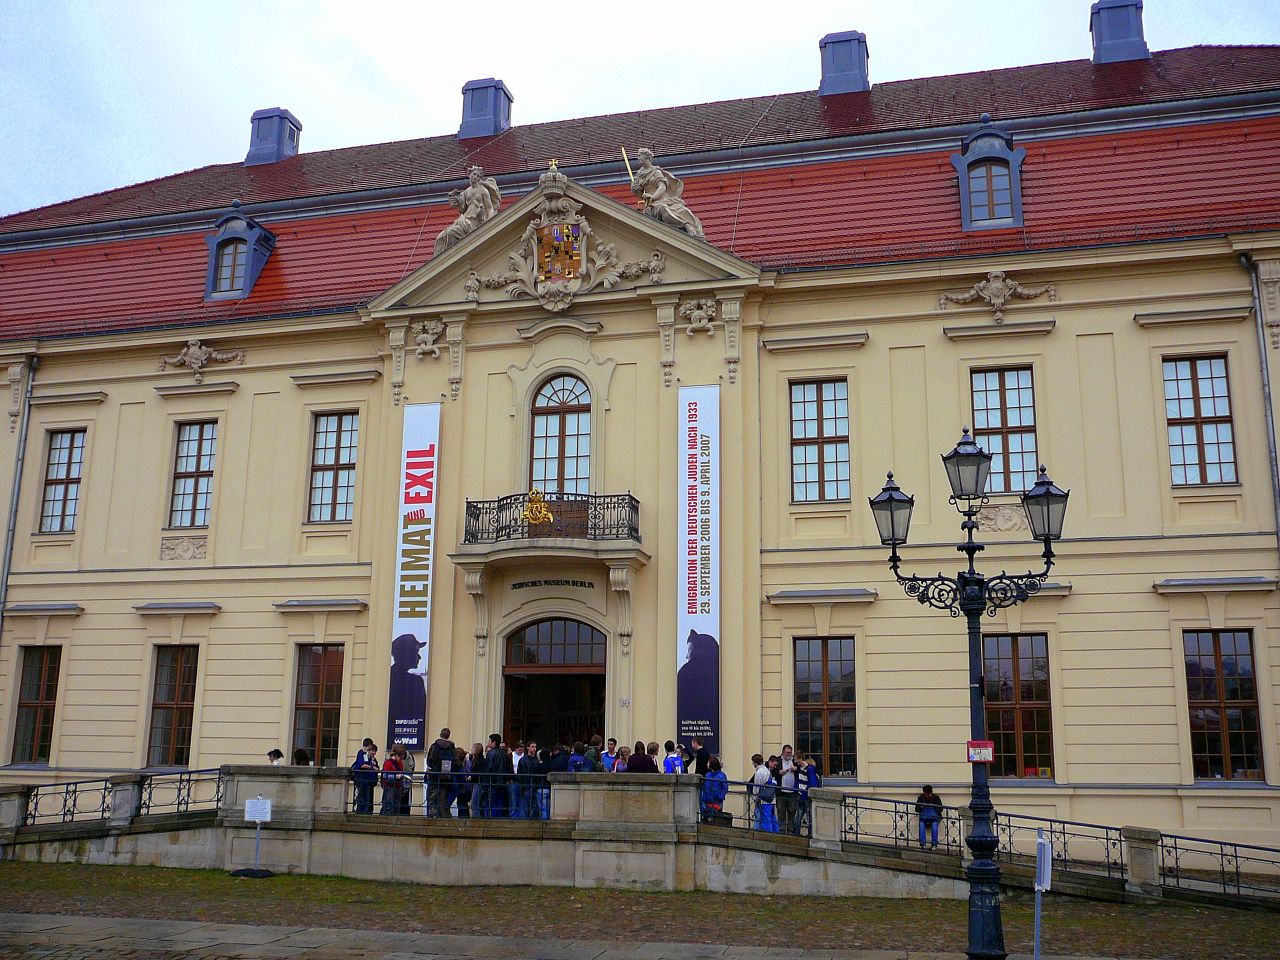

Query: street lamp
[868,429,1068,960]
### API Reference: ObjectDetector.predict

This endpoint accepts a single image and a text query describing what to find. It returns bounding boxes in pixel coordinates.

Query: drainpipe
[0,354,38,638]
[1240,254,1280,561]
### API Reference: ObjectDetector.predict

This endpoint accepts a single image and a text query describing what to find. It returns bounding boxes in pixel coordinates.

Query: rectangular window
[1184,630,1263,780]
[147,646,199,767]
[972,367,1037,495]
[39,429,86,533]
[790,380,850,502]
[169,421,217,528]
[983,633,1053,778]
[793,637,856,778]
[13,647,61,763]
[294,644,344,767]
[308,412,359,522]
[1163,356,1237,486]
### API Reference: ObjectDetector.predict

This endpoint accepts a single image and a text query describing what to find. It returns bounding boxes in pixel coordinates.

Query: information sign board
[245,797,272,823]
[967,740,995,763]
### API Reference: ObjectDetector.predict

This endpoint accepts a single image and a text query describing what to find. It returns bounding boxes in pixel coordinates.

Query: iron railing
[699,778,813,838]
[840,794,965,855]
[993,810,1125,879]
[462,492,640,543]
[22,777,113,827]
[1160,832,1280,898]
[140,768,223,816]
[351,770,547,819]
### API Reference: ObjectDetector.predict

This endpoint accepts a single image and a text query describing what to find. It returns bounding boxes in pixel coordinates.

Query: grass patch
[0,861,1275,958]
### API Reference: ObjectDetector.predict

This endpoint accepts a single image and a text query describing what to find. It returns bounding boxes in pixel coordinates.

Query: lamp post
[868,429,1068,960]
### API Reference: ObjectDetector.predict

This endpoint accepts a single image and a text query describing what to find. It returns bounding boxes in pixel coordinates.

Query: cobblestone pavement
[0,912,1159,960]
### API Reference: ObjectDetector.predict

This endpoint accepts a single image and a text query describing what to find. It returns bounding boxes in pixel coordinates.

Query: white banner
[676,385,720,755]
[387,402,441,752]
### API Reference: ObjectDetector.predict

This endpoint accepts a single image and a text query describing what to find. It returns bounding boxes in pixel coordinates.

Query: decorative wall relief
[413,317,446,359]
[478,165,666,313]
[160,339,245,382]
[655,297,678,387]
[680,298,717,336]
[938,271,1056,323]
[978,504,1029,533]
[619,251,667,285]
[719,294,743,385]
[387,321,408,406]
[1259,259,1280,349]
[160,536,208,560]
[7,361,27,432]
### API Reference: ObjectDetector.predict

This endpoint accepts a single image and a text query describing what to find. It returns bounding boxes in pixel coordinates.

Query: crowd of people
[272,731,944,847]
[341,729,831,834]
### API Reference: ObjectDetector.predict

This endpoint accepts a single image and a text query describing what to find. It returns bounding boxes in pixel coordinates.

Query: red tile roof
[4,115,1280,342]
[2,45,1279,235]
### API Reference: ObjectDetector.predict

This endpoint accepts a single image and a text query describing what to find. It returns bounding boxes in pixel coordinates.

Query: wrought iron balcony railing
[462,491,640,544]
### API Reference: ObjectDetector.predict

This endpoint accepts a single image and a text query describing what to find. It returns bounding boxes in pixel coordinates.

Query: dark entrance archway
[503,618,605,746]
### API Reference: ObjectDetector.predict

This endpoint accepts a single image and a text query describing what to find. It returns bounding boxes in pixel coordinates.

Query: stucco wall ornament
[479,165,648,313]
[938,271,1056,323]
[160,536,208,561]
[680,298,717,336]
[159,339,245,382]
[1258,259,1280,349]
[7,361,27,433]
[434,166,501,256]
[631,149,705,240]
[413,317,446,359]
[978,504,1029,533]
[619,251,667,285]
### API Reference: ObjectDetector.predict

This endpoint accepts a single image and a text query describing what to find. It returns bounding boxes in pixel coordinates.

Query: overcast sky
[3,0,1279,218]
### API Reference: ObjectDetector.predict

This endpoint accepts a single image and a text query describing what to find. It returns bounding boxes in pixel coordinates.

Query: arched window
[213,240,248,293]
[967,161,1013,223]
[530,375,590,495]
[951,118,1026,231]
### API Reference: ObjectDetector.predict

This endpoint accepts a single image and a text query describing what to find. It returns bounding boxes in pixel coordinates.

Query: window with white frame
[1163,356,1236,486]
[971,368,1037,494]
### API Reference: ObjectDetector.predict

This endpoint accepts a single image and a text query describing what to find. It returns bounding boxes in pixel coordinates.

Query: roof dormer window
[951,115,1026,231]
[203,202,276,301]
[213,240,248,293]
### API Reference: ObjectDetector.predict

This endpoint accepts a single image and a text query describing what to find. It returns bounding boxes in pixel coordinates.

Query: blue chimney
[458,78,513,139]
[244,108,302,166]
[819,30,870,96]
[1090,0,1150,64]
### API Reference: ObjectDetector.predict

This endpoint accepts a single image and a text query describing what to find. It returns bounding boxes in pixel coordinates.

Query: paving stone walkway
[0,912,1155,960]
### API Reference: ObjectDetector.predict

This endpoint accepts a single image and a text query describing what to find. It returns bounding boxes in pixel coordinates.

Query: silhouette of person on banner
[388,633,427,747]
[677,628,719,752]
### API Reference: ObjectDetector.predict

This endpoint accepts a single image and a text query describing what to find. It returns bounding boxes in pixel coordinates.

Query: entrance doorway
[503,618,606,746]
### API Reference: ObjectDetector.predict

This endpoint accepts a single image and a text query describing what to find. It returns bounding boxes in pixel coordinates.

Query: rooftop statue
[631,149,705,240]
[434,166,502,255]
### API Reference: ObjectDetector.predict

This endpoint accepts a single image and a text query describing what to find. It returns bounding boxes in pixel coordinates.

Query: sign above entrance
[511,579,596,591]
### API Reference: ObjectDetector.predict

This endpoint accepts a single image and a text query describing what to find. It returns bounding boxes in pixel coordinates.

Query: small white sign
[1035,833,1053,892]
[245,796,272,824]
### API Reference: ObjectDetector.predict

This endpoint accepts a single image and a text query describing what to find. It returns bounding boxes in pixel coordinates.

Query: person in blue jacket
[699,756,729,822]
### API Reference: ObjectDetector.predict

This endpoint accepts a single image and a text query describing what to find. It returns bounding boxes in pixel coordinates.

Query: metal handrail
[1160,831,1280,898]
[22,777,113,827]
[140,768,223,816]
[993,810,1125,879]
[462,491,640,543]
[840,793,965,855]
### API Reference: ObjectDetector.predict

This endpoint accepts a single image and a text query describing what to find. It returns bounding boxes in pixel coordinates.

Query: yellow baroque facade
[1,172,1279,843]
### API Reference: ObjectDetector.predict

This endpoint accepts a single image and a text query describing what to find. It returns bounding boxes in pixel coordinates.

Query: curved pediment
[367,166,761,317]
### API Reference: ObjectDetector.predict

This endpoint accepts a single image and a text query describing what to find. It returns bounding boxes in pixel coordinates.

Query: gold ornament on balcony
[520,489,554,526]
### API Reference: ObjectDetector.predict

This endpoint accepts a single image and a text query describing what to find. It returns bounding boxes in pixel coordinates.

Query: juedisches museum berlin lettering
[387,403,441,751]
[677,385,720,756]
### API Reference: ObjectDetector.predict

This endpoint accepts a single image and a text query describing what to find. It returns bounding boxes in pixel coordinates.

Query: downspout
[0,354,38,638]
[1239,254,1280,560]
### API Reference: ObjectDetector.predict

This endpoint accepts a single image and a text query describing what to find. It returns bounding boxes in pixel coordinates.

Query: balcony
[462,491,640,544]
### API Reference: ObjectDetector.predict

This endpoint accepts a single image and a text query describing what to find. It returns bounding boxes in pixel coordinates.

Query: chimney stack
[244,108,302,166]
[458,78,514,139]
[819,30,870,96]
[1090,0,1150,64]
